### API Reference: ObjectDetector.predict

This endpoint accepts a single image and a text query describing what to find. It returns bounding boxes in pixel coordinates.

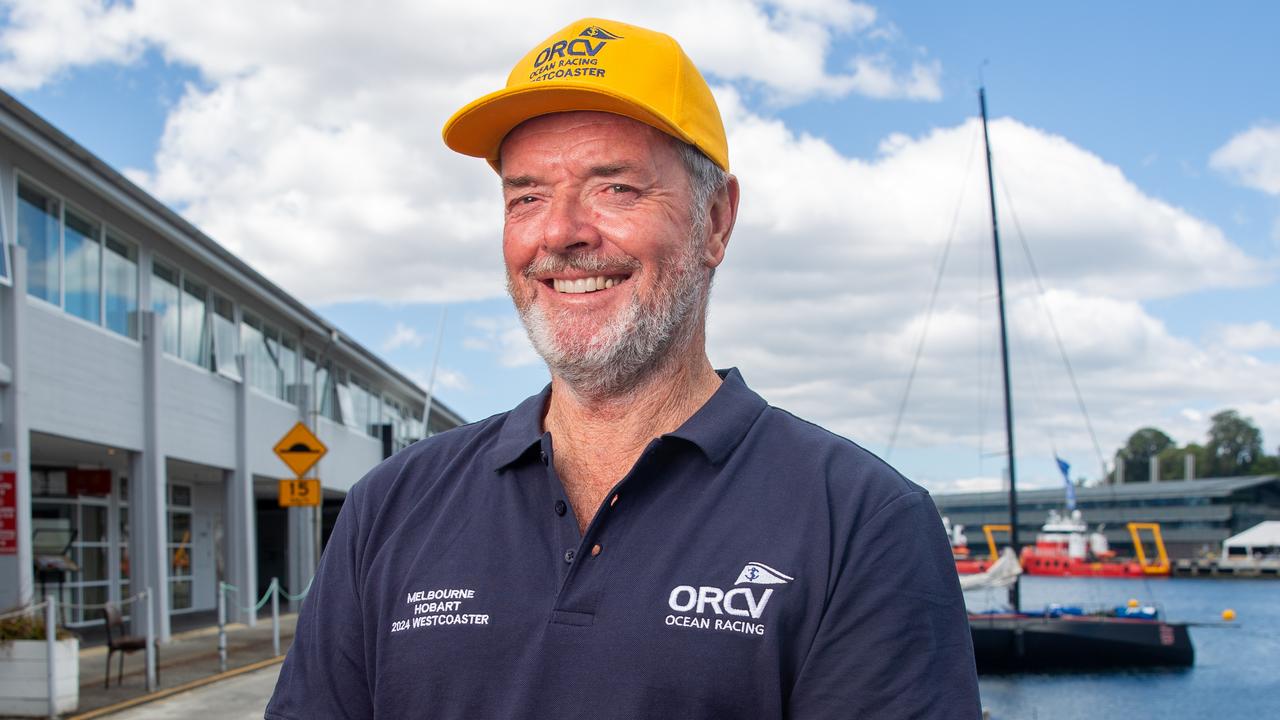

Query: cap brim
[443,84,701,173]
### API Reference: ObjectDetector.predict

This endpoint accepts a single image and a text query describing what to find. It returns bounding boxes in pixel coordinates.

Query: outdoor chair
[100,602,159,688]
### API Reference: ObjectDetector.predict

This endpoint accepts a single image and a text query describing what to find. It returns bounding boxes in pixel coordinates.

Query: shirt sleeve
[266,486,373,720]
[787,490,981,719]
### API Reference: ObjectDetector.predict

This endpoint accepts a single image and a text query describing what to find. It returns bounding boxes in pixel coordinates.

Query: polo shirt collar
[489,385,552,471]
[664,368,767,465]
[488,367,767,471]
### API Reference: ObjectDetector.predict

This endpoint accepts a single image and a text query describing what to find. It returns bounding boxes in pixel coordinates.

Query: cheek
[502,228,533,275]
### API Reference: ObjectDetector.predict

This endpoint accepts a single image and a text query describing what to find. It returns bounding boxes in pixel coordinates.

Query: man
[268,18,979,719]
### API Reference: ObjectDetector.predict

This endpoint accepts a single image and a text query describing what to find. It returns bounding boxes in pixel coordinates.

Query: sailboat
[963,88,1193,671]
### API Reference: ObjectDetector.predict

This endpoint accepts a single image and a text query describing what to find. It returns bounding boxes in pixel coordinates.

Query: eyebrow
[501,175,538,190]
[501,163,637,191]
[587,163,632,178]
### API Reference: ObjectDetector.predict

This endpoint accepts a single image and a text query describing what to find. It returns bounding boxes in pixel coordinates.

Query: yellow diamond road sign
[274,422,327,478]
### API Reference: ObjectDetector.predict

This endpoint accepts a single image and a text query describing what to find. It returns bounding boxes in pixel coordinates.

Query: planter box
[0,638,79,716]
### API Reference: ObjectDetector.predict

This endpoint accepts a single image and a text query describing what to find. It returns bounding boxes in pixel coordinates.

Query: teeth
[553,276,621,294]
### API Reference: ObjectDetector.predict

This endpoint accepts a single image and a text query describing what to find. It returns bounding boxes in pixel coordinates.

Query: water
[966,577,1280,719]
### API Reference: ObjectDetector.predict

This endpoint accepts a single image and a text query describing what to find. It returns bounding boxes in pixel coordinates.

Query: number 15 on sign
[279,478,321,507]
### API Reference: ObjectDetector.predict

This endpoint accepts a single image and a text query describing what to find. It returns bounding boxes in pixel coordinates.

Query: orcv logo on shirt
[734,562,794,585]
[664,562,792,636]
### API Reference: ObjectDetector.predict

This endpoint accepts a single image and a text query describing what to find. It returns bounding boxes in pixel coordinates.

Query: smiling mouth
[549,275,630,294]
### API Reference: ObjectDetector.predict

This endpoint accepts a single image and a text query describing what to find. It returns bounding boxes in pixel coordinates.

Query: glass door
[168,484,195,612]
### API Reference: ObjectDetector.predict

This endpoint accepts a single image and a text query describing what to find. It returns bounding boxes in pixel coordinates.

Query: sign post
[274,423,326,508]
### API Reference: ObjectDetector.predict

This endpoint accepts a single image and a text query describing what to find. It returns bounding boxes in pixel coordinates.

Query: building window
[307,352,342,423]
[349,377,377,436]
[16,181,61,304]
[280,335,298,401]
[241,312,274,397]
[63,208,102,324]
[241,312,298,401]
[301,349,317,409]
[211,294,239,379]
[180,276,211,368]
[152,261,181,354]
[0,226,8,282]
[16,180,140,339]
[382,396,422,451]
[104,233,139,338]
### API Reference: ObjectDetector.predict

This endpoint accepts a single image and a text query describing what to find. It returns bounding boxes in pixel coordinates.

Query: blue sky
[3,1,1277,492]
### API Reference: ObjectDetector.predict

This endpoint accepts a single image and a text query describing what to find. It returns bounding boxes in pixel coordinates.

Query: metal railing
[1,588,158,718]
[216,577,309,672]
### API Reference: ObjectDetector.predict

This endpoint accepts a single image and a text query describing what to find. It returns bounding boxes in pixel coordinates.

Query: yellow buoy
[1127,598,1140,608]
[1222,608,1236,622]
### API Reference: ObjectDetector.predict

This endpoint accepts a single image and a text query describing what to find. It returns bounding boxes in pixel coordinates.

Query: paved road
[108,663,280,719]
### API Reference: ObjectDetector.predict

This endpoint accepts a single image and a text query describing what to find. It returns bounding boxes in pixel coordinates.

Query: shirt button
[540,451,549,465]
[554,500,567,516]
[591,544,602,557]
[563,549,576,563]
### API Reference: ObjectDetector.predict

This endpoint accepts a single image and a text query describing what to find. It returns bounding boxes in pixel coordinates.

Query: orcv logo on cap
[442,17,730,173]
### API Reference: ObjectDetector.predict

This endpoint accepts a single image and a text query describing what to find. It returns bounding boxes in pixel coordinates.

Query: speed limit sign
[278,478,321,507]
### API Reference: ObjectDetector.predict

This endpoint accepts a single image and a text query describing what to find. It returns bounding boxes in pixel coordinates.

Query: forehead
[499,111,679,174]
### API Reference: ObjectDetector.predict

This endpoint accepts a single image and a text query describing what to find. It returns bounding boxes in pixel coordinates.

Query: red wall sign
[0,471,16,555]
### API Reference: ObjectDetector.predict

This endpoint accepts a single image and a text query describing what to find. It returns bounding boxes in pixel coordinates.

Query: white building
[0,90,464,639]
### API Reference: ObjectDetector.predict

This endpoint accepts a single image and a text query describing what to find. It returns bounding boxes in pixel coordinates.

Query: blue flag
[1056,455,1076,511]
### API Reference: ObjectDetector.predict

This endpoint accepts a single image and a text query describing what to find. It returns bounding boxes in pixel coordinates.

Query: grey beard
[513,251,708,400]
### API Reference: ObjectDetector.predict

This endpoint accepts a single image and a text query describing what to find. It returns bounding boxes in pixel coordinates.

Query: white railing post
[217,582,228,672]
[271,577,281,657]
[145,589,157,691]
[45,596,57,720]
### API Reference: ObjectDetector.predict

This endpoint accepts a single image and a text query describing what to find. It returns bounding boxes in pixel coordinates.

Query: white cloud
[846,55,941,100]
[943,476,1003,494]
[701,94,1277,484]
[0,0,937,305]
[465,316,541,369]
[0,0,142,89]
[382,322,425,352]
[1210,123,1280,195]
[1211,321,1280,351]
[405,366,470,392]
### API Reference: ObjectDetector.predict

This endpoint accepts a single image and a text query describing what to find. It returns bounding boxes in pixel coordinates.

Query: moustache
[522,253,642,278]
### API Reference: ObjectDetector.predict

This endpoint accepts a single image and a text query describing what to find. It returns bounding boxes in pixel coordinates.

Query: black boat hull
[970,614,1194,672]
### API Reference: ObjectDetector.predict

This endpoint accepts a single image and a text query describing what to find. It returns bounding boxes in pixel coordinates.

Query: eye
[507,194,539,211]
[607,184,637,194]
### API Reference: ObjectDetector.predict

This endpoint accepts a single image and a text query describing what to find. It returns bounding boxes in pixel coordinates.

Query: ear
[702,175,739,269]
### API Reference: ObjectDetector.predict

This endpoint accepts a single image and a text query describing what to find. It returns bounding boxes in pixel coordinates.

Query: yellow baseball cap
[442,18,729,172]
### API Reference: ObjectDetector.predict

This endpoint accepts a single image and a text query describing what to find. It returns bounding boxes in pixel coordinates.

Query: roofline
[0,88,464,423]
[933,474,1280,504]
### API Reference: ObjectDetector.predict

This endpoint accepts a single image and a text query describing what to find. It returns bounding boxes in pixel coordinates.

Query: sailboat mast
[979,87,1021,612]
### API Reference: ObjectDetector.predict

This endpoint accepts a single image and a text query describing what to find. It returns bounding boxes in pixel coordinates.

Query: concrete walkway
[66,613,296,718]
[92,663,282,719]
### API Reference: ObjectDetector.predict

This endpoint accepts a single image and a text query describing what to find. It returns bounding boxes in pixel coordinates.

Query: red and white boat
[1019,509,1170,577]
[954,510,1171,577]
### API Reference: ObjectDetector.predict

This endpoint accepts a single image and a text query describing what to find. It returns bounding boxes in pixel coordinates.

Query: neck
[546,347,720,441]
[542,330,722,532]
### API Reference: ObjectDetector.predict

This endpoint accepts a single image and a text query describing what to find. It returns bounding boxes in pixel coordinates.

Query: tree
[1206,410,1264,477]
[1118,427,1174,483]
[1254,452,1280,475]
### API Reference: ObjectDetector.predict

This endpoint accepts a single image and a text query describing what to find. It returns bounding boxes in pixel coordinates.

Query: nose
[542,193,601,255]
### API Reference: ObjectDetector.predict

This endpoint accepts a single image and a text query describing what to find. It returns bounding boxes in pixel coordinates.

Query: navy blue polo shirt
[267,369,979,719]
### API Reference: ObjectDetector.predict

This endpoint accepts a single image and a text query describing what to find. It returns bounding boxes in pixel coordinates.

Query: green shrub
[0,610,75,642]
